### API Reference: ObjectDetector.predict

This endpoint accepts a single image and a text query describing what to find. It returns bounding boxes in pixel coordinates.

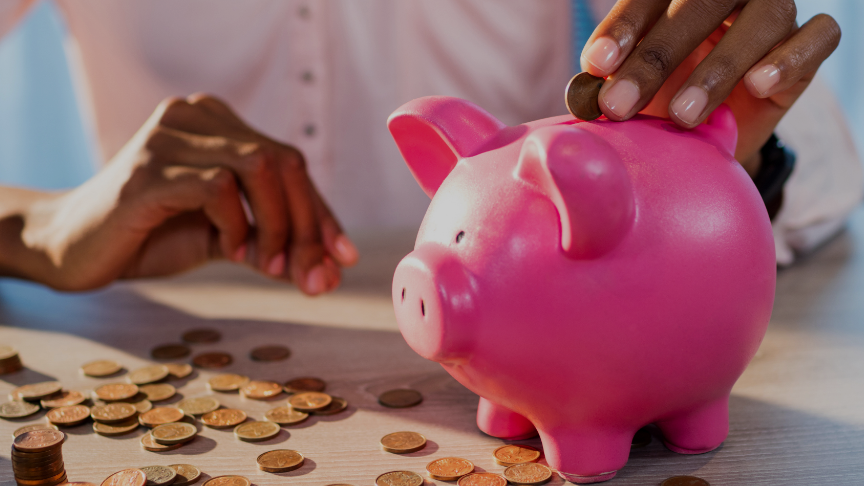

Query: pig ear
[388,96,506,198]
[515,125,635,259]
[696,104,738,156]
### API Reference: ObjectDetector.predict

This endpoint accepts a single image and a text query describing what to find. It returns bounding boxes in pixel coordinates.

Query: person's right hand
[11,94,358,292]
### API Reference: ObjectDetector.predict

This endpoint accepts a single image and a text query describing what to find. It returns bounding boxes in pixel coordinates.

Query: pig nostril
[401,288,405,302]
[456,231,465,243]
[421,300,425,317]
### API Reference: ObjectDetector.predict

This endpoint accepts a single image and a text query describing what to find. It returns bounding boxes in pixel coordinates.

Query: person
[0,0,857,292]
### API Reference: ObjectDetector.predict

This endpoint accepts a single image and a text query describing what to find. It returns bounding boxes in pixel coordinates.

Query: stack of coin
[0,346,23,374]
[11,429,67,486]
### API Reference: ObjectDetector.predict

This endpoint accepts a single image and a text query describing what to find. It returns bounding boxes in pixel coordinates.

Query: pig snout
[392,245,478,363]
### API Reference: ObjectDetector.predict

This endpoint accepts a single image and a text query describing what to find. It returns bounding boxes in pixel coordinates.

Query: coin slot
[402,288,406,302]
[456,231,465,243]
[421,300,425,317]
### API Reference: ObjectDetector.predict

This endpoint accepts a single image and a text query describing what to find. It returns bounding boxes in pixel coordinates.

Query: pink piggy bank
[389,96,775,483]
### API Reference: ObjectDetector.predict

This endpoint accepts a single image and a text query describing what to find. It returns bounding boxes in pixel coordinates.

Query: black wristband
[753,134,796,220]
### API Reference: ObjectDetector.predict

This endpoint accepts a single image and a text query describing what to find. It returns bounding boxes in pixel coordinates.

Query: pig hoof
[558,471,617,484]
[662,440,721,455]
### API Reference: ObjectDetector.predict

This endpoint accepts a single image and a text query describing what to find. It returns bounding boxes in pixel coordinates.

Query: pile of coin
[12,429,67,486]
[0,345,23,374]
[0,381,89,421]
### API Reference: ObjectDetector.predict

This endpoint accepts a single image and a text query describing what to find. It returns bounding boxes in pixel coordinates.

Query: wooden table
[1,210,864,486]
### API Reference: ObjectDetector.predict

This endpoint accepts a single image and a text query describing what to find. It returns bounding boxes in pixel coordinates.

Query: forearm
[0,187,63,283]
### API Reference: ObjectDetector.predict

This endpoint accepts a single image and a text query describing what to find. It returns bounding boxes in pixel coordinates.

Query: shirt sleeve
[0,1,36,39]
[773,74,864,266]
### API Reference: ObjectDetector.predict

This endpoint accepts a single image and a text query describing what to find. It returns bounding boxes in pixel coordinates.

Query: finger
[313,192,359,267]
[668,0,799,127]
[186,93,251,131]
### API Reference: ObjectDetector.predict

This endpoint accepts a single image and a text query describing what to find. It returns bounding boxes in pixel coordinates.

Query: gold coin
[141,465,177,486]
[208,373,249,392]
[249,345,291,362]
[202,476,250,486]
[139,383,176,402]
[13,381,62,401]
[168,464,201,486]
[264,406,308,425]
[139,407,185,427]
[379,389,423,408]
[502,463,552,485]
[93,418,139,436]
[565,72,605,121]
[426,457,474,481]
[40,390,86,408]
[660,476,710,486]
[312,396,348,415]
[101,468,147,486]
[91,402,137,424]
[458,473,507,486]
[47,404,91,426]
[192,352,233,369]
[493,444,541,466]
[165,363,193,379]
[283,377,326,394]
[376,471,424,486]
[94,383,139,401]
[177,396,220,416]
[141,432,183,452]
[151,422,197,445]
[127,364,170,385]
[240,380,283,399]
[631,426,651,448]
[256,449,305,472]
[182,328,222,344]
[202,408,247,429]
[12,423,58,438]
[234,420,280,442]
[13,429,65,452]
[381,431,427,454]
[0,400,40,418]
[288,392,332,411]
[81,359,123,377]
[151,344,191,360]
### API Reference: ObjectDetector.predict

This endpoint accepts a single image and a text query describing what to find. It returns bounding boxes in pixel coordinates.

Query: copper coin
[14,381,62,401]
[139,407,185,427]
[565,72,605,121]
[249,345,291,362]
[502,463,552,485]
[202,476,250,486]
[381,431,427,454]
[376,471,424,486]
[141,465,177,486]
[234,420,280,442]
[660,477,710,486]
[127,365,170,385]
[151,344,191,360]
[208,373,249,392]
[65,483,98,486]
[132,398,154,414]
[93,418,139,436]
[141,432,183,452]
[0,400,39,418]
[283,377,326,394]
[0,345,18,360]
[632,427,652,448]
[95,383,139,401]
[40,390,86,409]
[177,396,220,416]
[240,380,283,399]
[101,469,147,486]
[81,360,123,377]
[47,404,91,426]
[168,464,201,486]
[165,363,193,379]
[256,449,305,472]
[140,383,176,402]
[202,409,247,429]
[192,352,232,369]
[379,389,423,408]
[13,429,65,451]
[151,422,197,445]
[427,457,474,481]
[458,473,507,486]
[493,444,541,466]
[313,396,348,415]
[288,392,332,411]
[264,406,308,425]
[91,402,137,424]
[182,329,222,344]
[12,423,57,438]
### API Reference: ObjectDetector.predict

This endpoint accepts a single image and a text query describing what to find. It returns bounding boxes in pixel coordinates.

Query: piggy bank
[389,96,775,483]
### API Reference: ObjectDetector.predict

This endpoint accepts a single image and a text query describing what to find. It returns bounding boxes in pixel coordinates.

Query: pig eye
[455,231,465,243]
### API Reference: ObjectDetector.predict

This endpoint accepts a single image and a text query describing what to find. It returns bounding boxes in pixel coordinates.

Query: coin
[141,432,183,452]
[127,365,170,385]
[151,344,191,360]
[93,419,139,436]
[141,465,177,486]
[151,422,197,445]
[208,374,249,392]
[493,445,541,466]
[202,476,250,486]
[458,473,507,486]
[502,463,552,485]
[132,398,154,414]
[381,431,427,454]
[13,381,63,401]
[376,471,424,486]
[13,429,65,453]
[47,404,91,426]
[91,403,137,424]
[202,409,247,429]
[240,380,283,399]
[632,426,651,448]
[65,483,98,486]
[12,423,58,438]
[81,359,123,377]
[426,457,474,481]
[165,363,193,379]
[249,345,291,362]
[565,72,605,121]
[40,390,86,409]
[660,476,710,486]
[0,400,40,418]
[283,377,326,394]
[177,396,220,416]
[288,392,331,412]
[234,421,280,442]
[182,329,222,344]
[313,396,347,415]
[0,345,22,374]
[140,383,176,402]
[168,464,201,486]
[379,389,423,408]
[257,449,305,472]
[139,407,185,427]
[101,469,147,486]
[264,406,308,425]
[192,352,232,369]
[95,383,139,401]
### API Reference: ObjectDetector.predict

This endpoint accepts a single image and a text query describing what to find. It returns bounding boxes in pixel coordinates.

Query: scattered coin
[376,471,424,486]
[458,473,507,486]
[40,390,86,409]
[132,398,154,414]
[127,365,170,385]
[151,422,197,445]
[13,429,65,452]
[288,392,332,412]
[257,449,305,473]
[565,72,605,121]
[192,352,233,369]
[249,345,291,362]
[0,345,22,374]
[493,444,541,466]
[381,431,427,454]
[65,483,98,486]
[202,409,247,429]
[47,404,91,426]
[168,464,201,486]
[427,457,475,481]
[208,374,249,392]
[0,399,40,418]
[91,403,137,424]
[165,363,193,380]
[94,419,139,437]
[139,407,185,428]
[81,359,123,377]
[151,344,191,360]
[264,406,308,425]
[502,463,552,485]
[95,383,139,402]
[177,396,220,416]
[101,468,147,486]
[141,465,178,486]
[240,380,283,399]
[631,427,652,448]
[313,396,348,415]
[234,421,280,442]
[202,476,250,486]
[13,381,63,401]
[141,432,183,452]
[283,377,326,394]
[660,476,710,486]
[379,389,423,408]
[182,329,222,344]
[12,423,58,438]
[140,383,176,402]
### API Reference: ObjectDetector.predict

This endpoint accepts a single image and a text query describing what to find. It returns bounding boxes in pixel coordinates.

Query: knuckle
[155,97,188,122]
[188,92,228,107]
[204,167,238,196]
[701,54,739,89]
[241,146,275,179]
[639,43,675,79]
[280,146,307,173]
[767,0,798,26]
[607,12,643,45]
[692,0,737,19]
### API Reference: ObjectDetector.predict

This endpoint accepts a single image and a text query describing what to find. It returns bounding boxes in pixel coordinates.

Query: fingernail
[305,265,327,294]
[334,234,359,265]
[602,79,640,118]
[749,65,780,96]
[582,37,619,73]
[671,86,709,126]
[232,243,247,263]
[266,252,285,276]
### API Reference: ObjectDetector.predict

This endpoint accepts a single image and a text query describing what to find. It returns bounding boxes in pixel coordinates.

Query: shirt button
[301,71,314,83]
[304,124,316,137]
[298,5,310,19]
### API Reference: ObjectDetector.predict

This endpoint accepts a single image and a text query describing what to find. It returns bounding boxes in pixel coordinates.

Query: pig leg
[538,427,631,484]
[476,397,537,440]
[656,396,729,454]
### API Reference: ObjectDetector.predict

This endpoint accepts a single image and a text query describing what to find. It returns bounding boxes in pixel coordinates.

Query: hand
[581,0,840,171]
[9,94,358,293]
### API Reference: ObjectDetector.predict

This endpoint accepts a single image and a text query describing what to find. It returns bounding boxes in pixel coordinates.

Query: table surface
[2,208,864,486]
